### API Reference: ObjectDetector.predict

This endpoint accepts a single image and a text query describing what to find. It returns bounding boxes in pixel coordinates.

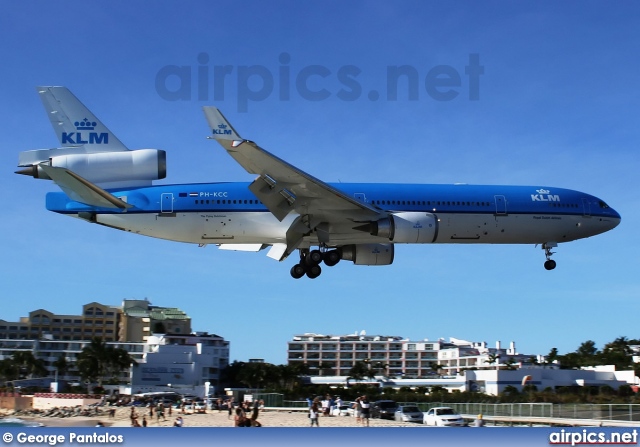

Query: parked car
[423,407,465,426]
[371,400,398,419]
[394,405,424,423]
[331,404,353,417]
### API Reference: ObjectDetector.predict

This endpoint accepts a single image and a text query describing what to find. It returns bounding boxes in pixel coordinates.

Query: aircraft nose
[605,208,621,230]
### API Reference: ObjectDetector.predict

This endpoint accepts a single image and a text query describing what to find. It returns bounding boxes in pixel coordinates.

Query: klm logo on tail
[61,118,109,145]
[531,188,560,202]
[212,124,233,136]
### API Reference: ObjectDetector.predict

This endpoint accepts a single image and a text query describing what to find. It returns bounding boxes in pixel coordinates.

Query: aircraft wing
[203,107,382,223]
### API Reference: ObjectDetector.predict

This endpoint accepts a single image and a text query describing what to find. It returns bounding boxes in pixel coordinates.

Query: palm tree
[52,355,69,380]
[429,363,445,375]
[12,351,47,379]
[546,347,559,367]
[0,358,19,382]
[600,336,633,370]
[76,337,136,389]
[486,354,500,370]
[237,362,272,389]
[374,362,390,378]
[346,361,369,387]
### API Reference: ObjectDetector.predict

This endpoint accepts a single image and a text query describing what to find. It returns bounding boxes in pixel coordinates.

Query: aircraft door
[161,193,174,213]
[354,193,367,203]
[494,195,507,215]
[582,198,591,217]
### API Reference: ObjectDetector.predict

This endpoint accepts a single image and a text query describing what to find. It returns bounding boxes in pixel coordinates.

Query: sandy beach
[9,407,431,428]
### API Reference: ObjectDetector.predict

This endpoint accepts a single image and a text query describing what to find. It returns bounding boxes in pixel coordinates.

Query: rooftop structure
[0,299,191,343]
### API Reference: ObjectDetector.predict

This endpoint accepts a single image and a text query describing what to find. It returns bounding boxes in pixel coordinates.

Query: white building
[288,333,544,378]
[307,367,638,396]
[0,338,146,385]
[129,332,229,397]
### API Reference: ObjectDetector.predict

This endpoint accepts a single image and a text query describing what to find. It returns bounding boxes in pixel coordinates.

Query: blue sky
[1,2,638,365]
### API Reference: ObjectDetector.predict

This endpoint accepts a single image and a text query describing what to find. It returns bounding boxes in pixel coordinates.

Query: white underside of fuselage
[71,211,618,248]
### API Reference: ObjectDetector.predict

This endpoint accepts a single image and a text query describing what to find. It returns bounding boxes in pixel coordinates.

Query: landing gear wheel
[307,249,323,265]
[323,250,340,267]
[544,260,556,270]
[306,264,322,279]
[290,264,306,279]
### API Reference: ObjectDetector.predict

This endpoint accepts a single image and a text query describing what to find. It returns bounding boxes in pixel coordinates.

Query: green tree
[236,362,278,389]
[52,355,69,379]
[12,351,47,379]
[76,337,136,388]
[0,358,19,382]
[546,347,559,367]
[486,354,500,370]
[600,337,633,370]
[346,361,370,386]
[577,340,599,366]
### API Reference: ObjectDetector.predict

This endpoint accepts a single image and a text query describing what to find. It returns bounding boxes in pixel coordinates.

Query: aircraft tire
[323,250,340,267]
[544,260,556,270]
[306,264,322,279]
[307,250,323,265]
[291,264,306,279]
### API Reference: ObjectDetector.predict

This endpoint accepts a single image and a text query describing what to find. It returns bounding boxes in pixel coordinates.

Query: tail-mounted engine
[17,149,166,186]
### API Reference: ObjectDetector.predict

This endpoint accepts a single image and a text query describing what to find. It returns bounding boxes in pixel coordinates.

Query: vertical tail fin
[37,86,128,152]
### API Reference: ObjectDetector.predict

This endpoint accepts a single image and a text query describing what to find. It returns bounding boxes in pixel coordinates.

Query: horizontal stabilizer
[39,164,132,210]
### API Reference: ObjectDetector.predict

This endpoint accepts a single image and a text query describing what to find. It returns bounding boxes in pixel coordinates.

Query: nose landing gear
[542,242,557,270]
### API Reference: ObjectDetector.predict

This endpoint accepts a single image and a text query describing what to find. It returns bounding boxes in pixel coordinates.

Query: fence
[420,402,640,423]
[256,397,640,423]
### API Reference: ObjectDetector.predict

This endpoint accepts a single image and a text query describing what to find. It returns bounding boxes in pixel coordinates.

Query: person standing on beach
[227,398,234,419]
[360,396,370,427]
[130,407,138,426]
[353,397,362,426]
[309,401,320,427]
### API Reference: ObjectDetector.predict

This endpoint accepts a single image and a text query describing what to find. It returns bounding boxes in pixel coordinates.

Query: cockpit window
[599,201,610,209]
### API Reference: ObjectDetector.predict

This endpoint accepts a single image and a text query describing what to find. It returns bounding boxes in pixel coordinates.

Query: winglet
[203,107,242,141]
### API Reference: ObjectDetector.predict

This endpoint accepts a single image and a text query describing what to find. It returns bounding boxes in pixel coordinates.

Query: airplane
[17,86,621,279]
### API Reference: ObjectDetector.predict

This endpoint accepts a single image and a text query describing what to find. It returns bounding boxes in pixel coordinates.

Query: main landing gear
[290,248,341,279]
[542,242,557,270]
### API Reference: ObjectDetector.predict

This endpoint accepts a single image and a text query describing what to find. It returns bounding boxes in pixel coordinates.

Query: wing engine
[355,212,438,243]
[340,243,394,265]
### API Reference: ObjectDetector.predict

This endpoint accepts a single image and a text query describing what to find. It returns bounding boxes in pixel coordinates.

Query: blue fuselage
[45,182,620,247]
